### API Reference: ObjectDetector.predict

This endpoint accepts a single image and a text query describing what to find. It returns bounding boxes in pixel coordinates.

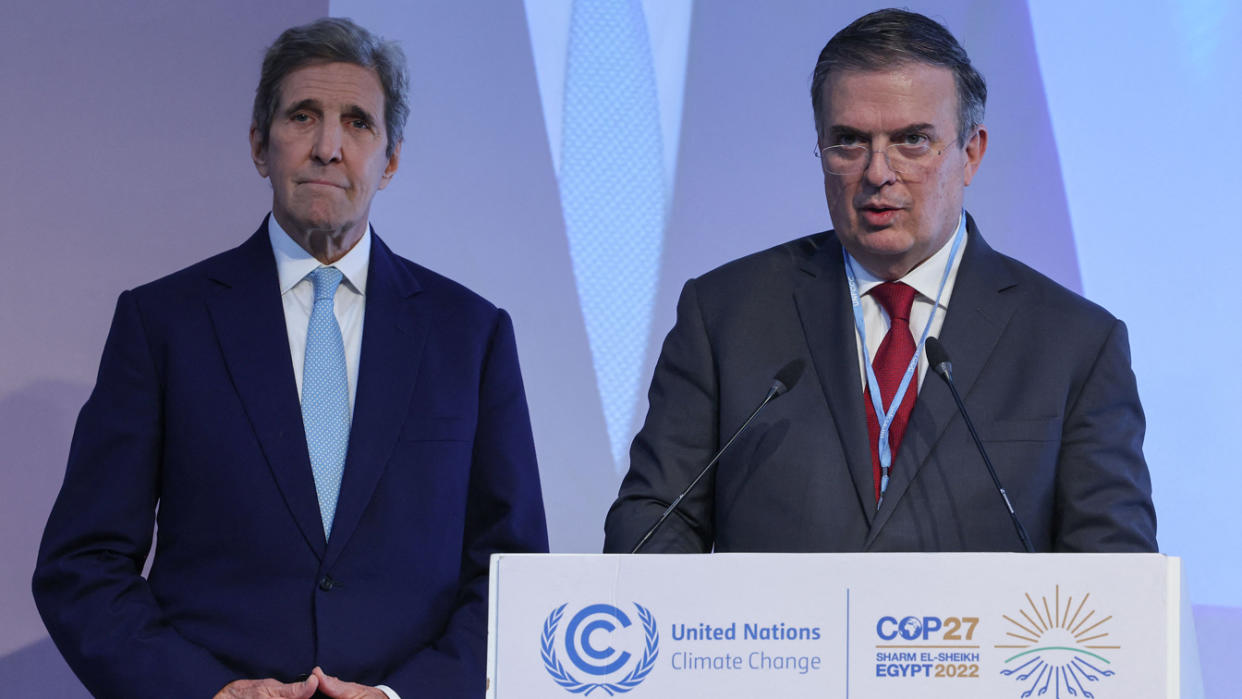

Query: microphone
[630,359,805,553]
[924,338,1035,553]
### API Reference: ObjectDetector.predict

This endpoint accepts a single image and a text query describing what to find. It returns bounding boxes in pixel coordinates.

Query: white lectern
[487,553,1201,698]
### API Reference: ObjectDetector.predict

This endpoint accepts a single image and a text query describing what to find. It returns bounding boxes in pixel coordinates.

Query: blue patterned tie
[560,0,665,472]
[302,267,350,537]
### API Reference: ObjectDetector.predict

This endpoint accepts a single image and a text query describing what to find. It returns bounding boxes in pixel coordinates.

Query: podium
[487,553,1202,698]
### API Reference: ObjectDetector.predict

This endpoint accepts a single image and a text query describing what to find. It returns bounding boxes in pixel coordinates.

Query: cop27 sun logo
[996,586,1117,698]
[541,603,659,695]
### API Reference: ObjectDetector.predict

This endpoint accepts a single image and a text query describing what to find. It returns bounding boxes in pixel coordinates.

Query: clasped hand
[214,666,386,698]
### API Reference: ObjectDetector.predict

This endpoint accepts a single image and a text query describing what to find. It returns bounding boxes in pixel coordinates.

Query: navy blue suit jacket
[34,222,548,698]
[604,216,1156,553]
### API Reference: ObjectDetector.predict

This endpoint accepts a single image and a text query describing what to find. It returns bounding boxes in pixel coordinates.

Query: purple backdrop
[0,1,325,692]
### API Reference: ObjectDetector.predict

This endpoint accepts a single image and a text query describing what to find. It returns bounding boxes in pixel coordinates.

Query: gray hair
[810,9,986,144]
[252,17,409,158]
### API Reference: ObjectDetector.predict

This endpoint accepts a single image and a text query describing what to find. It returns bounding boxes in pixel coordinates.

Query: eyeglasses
[813,136,960,180]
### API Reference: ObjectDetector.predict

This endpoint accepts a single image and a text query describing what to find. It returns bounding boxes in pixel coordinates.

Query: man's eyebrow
[341,104,377,124]
[826,124,865,137]
[283,98,322,116]
[827,122,939,136]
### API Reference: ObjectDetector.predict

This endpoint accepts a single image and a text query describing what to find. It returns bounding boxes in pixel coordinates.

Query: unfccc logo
[541,603,659,695]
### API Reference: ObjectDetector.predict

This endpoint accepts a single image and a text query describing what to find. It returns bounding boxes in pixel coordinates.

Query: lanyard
[843,212,965,510]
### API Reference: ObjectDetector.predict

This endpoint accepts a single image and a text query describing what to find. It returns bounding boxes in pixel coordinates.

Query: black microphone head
[771,359,806,397]
[924,337,952,380]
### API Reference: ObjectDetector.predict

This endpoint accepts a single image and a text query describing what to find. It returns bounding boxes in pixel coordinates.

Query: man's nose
[863,146,898,187]
[311,122,343,164]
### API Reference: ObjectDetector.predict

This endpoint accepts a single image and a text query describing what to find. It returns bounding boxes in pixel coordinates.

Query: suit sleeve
[382,308,548,698]
[603,279,719,553]
[32,291,239,698]
[1053,318,1157,552]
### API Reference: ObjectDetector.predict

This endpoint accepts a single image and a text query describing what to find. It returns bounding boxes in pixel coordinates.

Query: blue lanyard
[844,212,965,510]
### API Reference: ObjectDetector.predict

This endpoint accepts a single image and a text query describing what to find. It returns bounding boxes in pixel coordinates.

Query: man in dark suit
[33,18,547,699]
[603,9,1155,554]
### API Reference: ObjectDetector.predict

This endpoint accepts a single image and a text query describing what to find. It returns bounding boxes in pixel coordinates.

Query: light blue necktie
[560,0,665,472]
[301,267,350,538]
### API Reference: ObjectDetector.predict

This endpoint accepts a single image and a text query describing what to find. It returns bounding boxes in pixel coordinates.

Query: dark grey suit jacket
[603,215,1156,553]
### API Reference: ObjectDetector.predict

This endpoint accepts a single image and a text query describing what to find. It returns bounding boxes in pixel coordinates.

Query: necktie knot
[870,281,916,323]
[309,267,344,302]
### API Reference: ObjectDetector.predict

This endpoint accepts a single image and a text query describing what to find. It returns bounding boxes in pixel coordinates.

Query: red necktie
[864,281,918,502]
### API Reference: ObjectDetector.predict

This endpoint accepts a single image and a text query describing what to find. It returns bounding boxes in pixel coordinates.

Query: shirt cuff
[376,685,400,699]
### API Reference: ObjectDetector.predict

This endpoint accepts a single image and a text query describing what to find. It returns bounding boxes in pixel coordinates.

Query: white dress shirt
[267,218,401,699]
[268,216,369,414]
[849,214,967,392]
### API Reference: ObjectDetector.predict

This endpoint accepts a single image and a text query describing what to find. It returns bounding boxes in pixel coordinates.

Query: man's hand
[312,667,388,698]
[214,675,319,699]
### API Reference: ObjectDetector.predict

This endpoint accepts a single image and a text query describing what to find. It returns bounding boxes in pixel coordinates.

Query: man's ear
[378,140,402,190]
[963,124,987,186]
[250,124,269,178]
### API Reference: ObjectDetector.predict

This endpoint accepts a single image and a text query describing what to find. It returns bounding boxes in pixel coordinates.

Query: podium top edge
[490,552,1174,560]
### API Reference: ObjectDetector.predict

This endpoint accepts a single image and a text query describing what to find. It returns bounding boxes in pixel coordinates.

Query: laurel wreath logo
[541,603,659,695]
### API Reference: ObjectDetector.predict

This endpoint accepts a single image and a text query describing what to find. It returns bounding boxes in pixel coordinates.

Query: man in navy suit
[33,18,547,699]
[604,9,1156,554]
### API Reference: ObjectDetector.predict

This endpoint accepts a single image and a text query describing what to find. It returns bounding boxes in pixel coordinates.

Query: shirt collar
[852,212,966,308]
[267,214,371,296]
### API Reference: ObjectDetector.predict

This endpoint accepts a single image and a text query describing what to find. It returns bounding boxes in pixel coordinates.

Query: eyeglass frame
[812,133,965,179]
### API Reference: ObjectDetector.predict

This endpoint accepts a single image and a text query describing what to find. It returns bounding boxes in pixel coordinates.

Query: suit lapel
[205,224,327,558]
[792,236,877,528]
[323,233,426,566]
[864,216,1020,547]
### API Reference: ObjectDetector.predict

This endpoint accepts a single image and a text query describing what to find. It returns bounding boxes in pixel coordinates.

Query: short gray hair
[252,17,409,158]
[810,9,986,144]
